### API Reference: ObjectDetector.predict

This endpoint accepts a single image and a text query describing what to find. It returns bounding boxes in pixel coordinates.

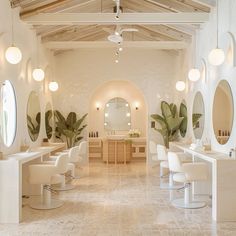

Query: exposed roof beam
[22,12,209,25]
[43,41,188,50]
[191,0,215,8]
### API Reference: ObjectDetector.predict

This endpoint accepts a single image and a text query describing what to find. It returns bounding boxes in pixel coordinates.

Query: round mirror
[104,97,131,130]
[45,103,53,139]
[27,91,41,142]
[192,92,205,139]
[0,80,17,147]
[213,80,234,144]
[179,100,187,137]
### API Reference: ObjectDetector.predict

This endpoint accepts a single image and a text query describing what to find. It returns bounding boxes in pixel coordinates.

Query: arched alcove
[89,80,147,137]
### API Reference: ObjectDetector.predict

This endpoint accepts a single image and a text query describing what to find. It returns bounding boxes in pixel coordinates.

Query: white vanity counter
[171,142,236,222]
[0,142,66,223]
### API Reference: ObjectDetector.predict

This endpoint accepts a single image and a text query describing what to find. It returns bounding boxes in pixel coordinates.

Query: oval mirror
[192,92,205,139]
[45,103,53,139]
[104,97,131,131]
[1,80,17,147]
[213,80,234,145]
[27,91,41,142]
[179,100,187,137]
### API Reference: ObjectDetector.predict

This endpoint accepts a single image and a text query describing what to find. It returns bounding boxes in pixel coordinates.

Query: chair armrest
[29,164,57,184]
[182,163,208,182]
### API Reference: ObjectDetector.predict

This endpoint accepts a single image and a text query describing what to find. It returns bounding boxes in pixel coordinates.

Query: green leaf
[170,103,177,117]
[179,103,187,118]
[66,112,77,129]
[161,101,173,119]
[151,114,167,129]
[73,113,88,130]
[54,110,66,124]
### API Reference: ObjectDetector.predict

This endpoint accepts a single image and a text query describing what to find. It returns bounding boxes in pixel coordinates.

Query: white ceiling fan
[104,26,138,43]
[103,0,138,44]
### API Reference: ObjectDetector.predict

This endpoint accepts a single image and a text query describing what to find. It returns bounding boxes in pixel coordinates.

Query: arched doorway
[88,80,148,164]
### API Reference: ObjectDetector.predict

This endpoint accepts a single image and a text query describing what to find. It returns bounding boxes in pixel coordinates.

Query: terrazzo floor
[1,161,236,236]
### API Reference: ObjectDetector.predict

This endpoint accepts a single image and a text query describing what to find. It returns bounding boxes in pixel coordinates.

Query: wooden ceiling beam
[44,41,188,50]
[20,0,77,18]
[146,0,210,12]
[22,12,209,25]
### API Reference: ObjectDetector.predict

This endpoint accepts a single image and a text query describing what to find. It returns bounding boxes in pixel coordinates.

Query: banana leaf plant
[151,101,183,148]
[54,110,87,148]
[27,112,41,141]
[45,110,53,139]
[179,102,187,137]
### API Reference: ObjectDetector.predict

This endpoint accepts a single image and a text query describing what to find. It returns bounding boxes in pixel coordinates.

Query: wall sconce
[135,102,139,110]
[96,103,100,111]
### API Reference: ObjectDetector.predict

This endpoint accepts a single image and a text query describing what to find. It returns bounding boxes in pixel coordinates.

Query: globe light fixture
[208,0,225,66]
[208,48,225,66]
[188,68,201,82]
[176,81,186,91]
[32,68,45,81]
[49,81,59,92]
[5,11,22,64]
[5,46,22,64]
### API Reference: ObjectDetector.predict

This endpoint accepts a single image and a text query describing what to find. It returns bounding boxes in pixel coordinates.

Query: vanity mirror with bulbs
[89,97,146,163]
[213,80,234,145]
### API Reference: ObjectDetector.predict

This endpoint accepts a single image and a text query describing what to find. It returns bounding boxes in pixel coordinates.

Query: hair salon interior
[1,0,236,235]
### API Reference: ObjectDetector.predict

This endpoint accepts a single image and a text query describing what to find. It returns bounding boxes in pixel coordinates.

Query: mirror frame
[1,80,17,147]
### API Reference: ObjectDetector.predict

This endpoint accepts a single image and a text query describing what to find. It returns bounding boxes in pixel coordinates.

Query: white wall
[185,0,236,154]
[0,1,52,155]
[53,48,184,163]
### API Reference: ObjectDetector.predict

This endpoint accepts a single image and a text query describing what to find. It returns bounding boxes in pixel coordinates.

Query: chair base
[30,198,63,210]
[52,184,75,191]
[172,198,206,209]
[160,182,183,190]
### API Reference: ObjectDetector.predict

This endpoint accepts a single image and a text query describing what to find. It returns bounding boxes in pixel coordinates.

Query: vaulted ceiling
[9,0,214,51]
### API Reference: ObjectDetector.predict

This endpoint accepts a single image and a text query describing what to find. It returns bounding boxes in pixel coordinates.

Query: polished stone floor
[1,161,236,236]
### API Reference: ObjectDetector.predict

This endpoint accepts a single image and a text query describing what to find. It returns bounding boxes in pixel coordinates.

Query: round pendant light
[208,48,225,66]
[32,68,45,81]
[49,81,59,92]
[5,46,22,64]
[188,68,201,82]
[176,81,186,91]
[5,11,22,65]
[208,0,225,66]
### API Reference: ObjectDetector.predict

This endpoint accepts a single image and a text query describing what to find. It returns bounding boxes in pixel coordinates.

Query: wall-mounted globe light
[176,81,186,91]
[49,81,59,92]
[32,68,45,81]
[188,68,201,82]
[208,48,225,66]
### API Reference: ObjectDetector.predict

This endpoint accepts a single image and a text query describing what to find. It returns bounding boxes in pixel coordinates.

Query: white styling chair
[29,154,68,210]
[157,144,184,190]
[168,152,208,209]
